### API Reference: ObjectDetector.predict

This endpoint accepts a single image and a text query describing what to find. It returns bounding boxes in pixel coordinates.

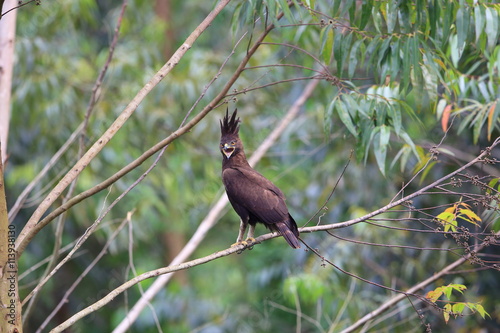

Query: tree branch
[15,0,233,257]
[48,137,499,332]
[337,230,499,333]
[111,79,320,332]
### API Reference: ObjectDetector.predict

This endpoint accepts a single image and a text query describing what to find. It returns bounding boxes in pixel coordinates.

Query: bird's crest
[220,109,240,137]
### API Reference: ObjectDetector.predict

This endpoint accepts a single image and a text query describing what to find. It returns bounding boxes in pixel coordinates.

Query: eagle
[220,109,300,249]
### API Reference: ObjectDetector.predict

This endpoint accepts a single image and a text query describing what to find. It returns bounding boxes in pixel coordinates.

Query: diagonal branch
[337,230,499,333]
[49,136,498,333]
[22,2,128,324]
[111,79,320,333]
[15,0,233,257]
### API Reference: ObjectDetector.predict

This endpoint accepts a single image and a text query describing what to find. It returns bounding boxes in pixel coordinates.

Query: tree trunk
[0,0,17,164]
[0,145,22,333]
[0,2,20,331]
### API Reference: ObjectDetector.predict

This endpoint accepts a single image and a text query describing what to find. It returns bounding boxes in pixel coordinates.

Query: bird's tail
[275,215,300,249]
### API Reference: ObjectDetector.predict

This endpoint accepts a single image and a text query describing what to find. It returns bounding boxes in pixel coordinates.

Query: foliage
[426,283,490,324]
[3,0,500,332]
[435,200,481,232]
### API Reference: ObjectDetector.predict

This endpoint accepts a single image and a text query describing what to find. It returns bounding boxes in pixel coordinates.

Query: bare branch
[338,229,500,333]
[35,213,131,332]
[15,0,233,257]
[47,136,499,332]
[112,79,320,332]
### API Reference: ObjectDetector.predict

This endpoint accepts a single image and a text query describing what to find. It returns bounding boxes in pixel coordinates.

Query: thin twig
[0,0,36,17]
[35,212,132,332]
[337,228,500,333]
[8,123,83,221]
[304,149,353,228]
[21,186,114,306]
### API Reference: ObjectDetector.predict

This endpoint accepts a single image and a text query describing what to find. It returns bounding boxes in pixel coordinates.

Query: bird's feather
[220,109,300,249]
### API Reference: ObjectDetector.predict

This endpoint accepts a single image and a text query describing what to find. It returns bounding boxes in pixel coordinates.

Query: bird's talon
[231,241,248,247]
[245,237,256,250]
[245,237,256,244]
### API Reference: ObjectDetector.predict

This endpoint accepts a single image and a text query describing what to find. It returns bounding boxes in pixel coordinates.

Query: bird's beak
[223,143,235,159]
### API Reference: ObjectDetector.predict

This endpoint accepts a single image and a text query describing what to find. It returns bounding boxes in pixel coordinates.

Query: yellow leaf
[443,303,452,324]
[444,206,457,214]
[433,58,447,70]
[459,208,481,224]
[426,289,443,303]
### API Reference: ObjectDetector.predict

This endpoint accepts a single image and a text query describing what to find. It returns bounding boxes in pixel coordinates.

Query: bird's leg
[245,224,256,244]
[231,219,248,247]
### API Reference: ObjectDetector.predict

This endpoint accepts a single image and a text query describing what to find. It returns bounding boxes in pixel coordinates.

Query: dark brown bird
[220,109,300,249]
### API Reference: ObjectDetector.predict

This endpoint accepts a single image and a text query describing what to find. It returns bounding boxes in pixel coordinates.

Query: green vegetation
[1,0,499,332]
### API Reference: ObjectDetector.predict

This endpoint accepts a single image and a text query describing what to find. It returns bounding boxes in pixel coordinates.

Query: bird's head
[220,138,240,159]
[220,109,243,159]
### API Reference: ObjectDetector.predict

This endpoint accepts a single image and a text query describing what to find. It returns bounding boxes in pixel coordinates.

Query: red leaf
[441,104,452,132]
[487,101,497,141]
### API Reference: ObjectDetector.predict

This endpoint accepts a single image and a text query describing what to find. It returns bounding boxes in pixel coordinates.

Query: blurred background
[4,0,500,332]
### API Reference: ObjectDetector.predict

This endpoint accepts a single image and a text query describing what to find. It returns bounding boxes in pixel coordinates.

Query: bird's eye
[231,141,236,145]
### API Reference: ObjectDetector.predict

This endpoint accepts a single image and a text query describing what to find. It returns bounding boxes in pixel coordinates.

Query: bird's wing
[222,166,289,224]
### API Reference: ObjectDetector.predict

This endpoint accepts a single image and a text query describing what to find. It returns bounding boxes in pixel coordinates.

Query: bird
[219,109,300,249]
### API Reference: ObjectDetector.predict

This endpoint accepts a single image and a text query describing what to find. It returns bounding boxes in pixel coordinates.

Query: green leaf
[341,0,355,17]
[386,1,397,34]
[278,0,295,24]
[348,39,363,78]
[452,302,466,314]
[391,144,411,172]
[334,31,344,76]
[474,5,486,43]
[332,0,341,16]
[401,36,412,93]
[388,102,402,136]
[373,125,390,176]
[441,1,454,43]
[487,178,500,193]
[450,35,460,68]
[334,98,357,136]
[474,304,490,319]
[390,38,401,79]
[324,96,335,135]
[410,35,422,84]
[485,7,499,50]
[398,1,411,33]
[264,0,279,27]
[450,283,466,294]
[456,6,470,53]
[436,98,448,121]
[319,25,334,64]
[399,131,419,160]
[436,211,457,232]
[359,0,372,30]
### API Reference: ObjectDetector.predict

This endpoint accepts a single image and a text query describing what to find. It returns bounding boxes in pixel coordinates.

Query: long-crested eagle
[220,109,300,249]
